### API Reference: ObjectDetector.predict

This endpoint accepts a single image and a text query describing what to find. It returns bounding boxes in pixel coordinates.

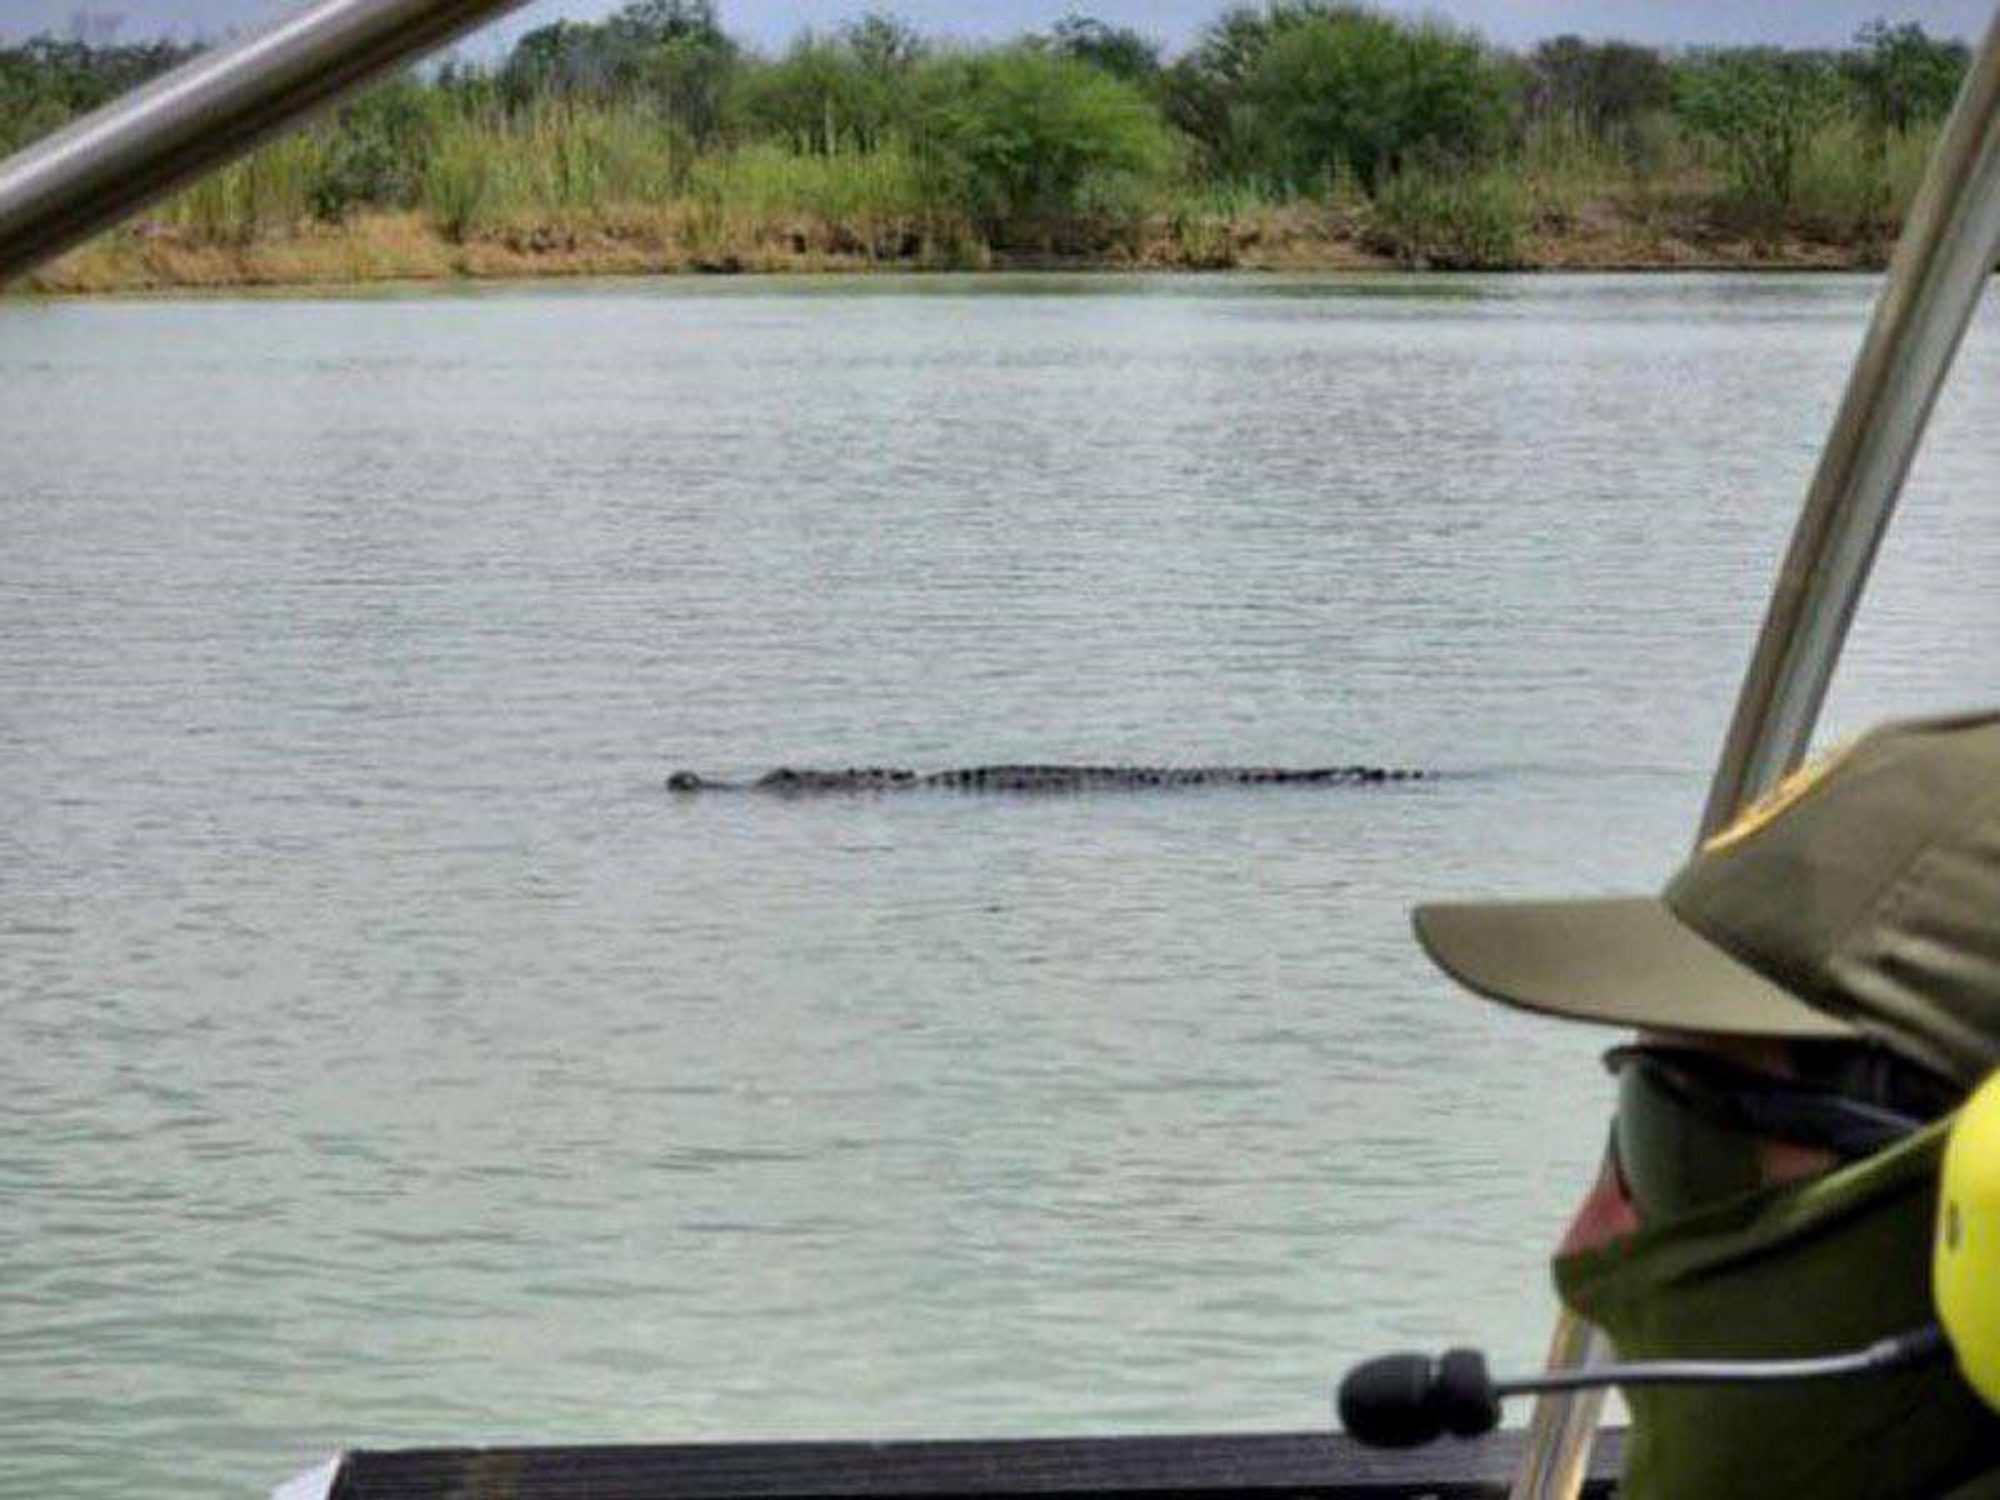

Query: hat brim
[1412,896,1856,1040]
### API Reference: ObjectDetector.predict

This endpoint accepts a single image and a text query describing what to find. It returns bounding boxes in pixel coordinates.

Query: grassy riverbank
[6,7,1964,292]
[33,133,1929,292]
[27,190,1906,294]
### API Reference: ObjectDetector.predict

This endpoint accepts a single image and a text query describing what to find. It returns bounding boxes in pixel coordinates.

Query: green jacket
[1556,1122,2000,1497]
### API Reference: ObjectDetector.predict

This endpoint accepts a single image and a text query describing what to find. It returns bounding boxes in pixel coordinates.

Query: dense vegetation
[0,5,1973,283]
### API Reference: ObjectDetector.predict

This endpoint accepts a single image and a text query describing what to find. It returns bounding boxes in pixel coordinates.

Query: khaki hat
[1414,710,2000,1083]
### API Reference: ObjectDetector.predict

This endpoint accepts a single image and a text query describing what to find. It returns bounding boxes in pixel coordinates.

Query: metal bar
[0,0,527,283]
[1504,1316,1608,1500]
[1515,10,2000,1498]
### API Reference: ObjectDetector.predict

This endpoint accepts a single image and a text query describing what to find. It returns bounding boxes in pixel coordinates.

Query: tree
[500,22,615,104]
[913,46,1171,244]
[1845,20,1967,134]
[842,13,925,77]
[737,35,886,154]
[1529,36,1669,139]
[308,76,439,219]
[1236,7,1515,192]
[734,14,926,156]
[1159,5,1286,171]
[638,28,737,145]
[497,0,735,136]
[609,0,725,48]
[1046,14,1161,85]
[0,36,197,153]
[1674,49,1842,208]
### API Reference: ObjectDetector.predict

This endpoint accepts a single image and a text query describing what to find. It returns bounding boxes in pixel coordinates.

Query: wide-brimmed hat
[1414,710,2000,1083]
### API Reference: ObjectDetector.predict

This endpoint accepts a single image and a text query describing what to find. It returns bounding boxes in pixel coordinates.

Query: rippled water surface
[5,273,1999,1496]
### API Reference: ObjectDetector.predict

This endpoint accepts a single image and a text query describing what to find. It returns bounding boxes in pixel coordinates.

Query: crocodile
[666,764,1429,794]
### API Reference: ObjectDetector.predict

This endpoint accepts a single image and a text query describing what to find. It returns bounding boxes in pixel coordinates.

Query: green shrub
[733,31,921,155]
[1845,21,1968,135]
[911,46,1171,247]
[1046,15,1163,85]
[0,95,69,156]
[499,0,737,145]
[1881,123,1942,220]
[168,132,323,244]
[0,36,197,153]
[1790,118,1944,244]
[1159,7,1279,175]
[1514,115,1642,228]
[690,140,930,226]
[1237,6,1516,193]
[1527,36,1670,144]
[1791,118,1889,237]
[1673,49,1843,210]
[1368,167,1526,268]
[422,118,509,241]
[514,102,685,211]
[307,78,439,220]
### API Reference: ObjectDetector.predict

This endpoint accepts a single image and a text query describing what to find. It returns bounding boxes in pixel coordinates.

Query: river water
[3,273,1998,1496]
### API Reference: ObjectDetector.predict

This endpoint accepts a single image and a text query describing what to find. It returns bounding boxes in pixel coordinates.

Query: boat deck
[322,1427,1624,1499]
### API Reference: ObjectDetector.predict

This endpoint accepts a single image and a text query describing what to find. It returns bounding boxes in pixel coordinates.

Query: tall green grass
[166,131,324,243]
[1156,180,1274,265]
[1790,121,1939,240]
[691,142,931,227]
[678,141,957,262]
[137,91,1946,268]
[404,102,961,258]
[1367,167,1528,269]
[1516,116,1651,225]
[419,102,688,240]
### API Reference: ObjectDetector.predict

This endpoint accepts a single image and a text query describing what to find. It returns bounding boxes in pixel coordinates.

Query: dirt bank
[19,200,1888,295]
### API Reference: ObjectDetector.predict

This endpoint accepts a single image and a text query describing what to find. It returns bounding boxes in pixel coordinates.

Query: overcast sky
[6,0,1991,53]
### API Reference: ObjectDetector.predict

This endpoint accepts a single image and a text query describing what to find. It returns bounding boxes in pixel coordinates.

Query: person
[1412,709,2000,1497]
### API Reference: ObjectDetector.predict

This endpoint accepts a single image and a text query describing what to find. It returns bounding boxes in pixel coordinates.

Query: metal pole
[1514,10,2000,1498]
[0,0,527,283]
[1505,1317,1609,1500]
